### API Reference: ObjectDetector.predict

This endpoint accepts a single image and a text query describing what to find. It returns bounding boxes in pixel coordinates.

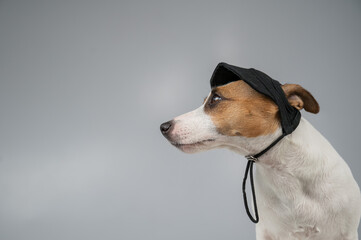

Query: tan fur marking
[205,80,280,138]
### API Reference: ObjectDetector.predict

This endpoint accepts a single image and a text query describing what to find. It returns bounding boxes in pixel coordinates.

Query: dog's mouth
[170,138,215,148]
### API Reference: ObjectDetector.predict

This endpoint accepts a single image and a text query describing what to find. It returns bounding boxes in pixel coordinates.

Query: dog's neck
[226,117,339,172]
[237,117,339,216]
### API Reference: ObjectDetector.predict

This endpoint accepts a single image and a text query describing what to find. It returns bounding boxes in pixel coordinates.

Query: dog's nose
[160,121,173,134]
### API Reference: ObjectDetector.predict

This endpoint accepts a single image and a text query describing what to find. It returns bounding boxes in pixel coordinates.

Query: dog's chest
[254,165,324,239]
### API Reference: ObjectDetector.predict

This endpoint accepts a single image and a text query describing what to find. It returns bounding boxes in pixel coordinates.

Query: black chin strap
[242,132,286,223]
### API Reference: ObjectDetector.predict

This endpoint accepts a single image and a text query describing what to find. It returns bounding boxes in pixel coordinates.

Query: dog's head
[160,80,319,154]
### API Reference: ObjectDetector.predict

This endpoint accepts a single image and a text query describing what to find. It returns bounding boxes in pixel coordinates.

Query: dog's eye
[210,94,222,104]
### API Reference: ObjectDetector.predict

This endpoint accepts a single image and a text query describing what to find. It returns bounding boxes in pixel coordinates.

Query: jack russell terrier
[160,63,361,240]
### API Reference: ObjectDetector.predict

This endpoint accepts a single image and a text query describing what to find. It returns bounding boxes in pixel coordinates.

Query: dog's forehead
[211,80,259,98]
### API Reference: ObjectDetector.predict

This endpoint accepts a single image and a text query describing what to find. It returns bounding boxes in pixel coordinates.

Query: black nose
[160,121,173,134]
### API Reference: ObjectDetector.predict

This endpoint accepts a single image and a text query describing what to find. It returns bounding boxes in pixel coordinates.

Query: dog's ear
[282,84,320,114]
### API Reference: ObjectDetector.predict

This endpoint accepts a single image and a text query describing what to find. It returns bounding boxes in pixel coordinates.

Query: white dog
[160,80,361,239]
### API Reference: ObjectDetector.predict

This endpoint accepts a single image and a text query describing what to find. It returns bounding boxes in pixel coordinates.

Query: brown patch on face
[204,80,280,138]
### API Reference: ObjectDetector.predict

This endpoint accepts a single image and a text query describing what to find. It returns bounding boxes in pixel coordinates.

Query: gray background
[0,0,360,239]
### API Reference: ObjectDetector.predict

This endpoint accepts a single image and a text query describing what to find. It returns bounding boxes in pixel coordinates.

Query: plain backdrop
[0,0,360,239]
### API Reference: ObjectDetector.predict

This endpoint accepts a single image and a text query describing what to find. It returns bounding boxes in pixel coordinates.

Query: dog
[160,79,361,239]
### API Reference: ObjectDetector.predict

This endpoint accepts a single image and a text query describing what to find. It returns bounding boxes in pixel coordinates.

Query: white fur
[167,102,361,240]
[252,118,361,240]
